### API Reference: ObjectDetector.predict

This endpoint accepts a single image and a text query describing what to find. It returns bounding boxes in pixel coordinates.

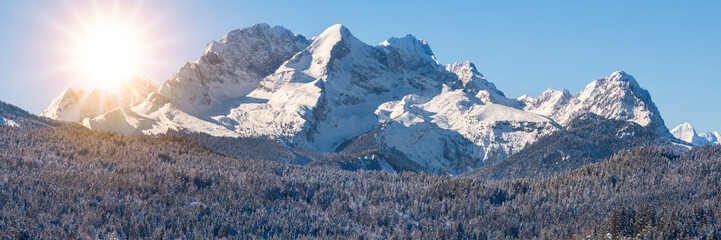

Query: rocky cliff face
[156,23,310,116]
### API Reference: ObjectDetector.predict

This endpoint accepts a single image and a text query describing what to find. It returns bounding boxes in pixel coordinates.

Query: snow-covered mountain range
[42,23,682,174]
[671,122,720,146]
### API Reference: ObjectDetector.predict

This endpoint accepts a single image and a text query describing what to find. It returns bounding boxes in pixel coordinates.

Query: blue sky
[1,0,719,132]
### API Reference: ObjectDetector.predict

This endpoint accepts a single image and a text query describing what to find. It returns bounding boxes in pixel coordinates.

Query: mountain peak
[671,122,697,135]
[157,23,310,113]
[251,23,271,29]
[611,70,628,76]
[285,23,370,79]
[540,87,570,97]
[317,24,354,41]
[232,23,272,33]
[379,34,434,57]
[446,61,479,75]
[220,23,293,43]
[670,122,719,146]
[307,23,361,54]
[537,88,572,104]
[445,62,485,86]
[379,34,440,74]
[543,71,669,137]
[206,23,307,58]
[602,70,641,88]
[679,122,694,129]
[699,132,721,145]
[522,88,572,116]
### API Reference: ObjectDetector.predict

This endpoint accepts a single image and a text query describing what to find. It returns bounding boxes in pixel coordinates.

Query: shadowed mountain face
[461,113,683,180]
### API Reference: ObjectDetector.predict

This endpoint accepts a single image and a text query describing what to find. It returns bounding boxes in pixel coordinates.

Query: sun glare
[51,0,163,91]
[76,24,143,90]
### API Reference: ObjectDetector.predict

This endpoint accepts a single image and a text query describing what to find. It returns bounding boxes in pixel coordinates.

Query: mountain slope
[373,87,558,174]
[461,113,681,180]
[1,100,57,129]
[155,23,310,116]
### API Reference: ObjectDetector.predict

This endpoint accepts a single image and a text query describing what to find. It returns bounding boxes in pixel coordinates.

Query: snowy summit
[671,122,720,146]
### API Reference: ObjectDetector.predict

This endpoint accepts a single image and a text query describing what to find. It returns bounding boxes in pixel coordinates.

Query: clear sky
[1,0,719,132]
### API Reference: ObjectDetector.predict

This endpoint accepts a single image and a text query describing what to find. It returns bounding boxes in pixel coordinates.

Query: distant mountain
[699,132,721,144]
[671,122,720,146]
[525,71,670,137]
[41,76,156,122]
[42,23,681,175]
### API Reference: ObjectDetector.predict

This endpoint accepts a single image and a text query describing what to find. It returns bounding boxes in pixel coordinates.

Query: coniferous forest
[1,124,720,239]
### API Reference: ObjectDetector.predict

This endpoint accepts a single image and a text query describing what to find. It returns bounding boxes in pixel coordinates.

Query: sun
[75,23,144,90]
[51,0,162,91]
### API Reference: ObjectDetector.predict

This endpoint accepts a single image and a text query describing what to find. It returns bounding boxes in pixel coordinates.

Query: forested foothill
[1,123,720,239]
